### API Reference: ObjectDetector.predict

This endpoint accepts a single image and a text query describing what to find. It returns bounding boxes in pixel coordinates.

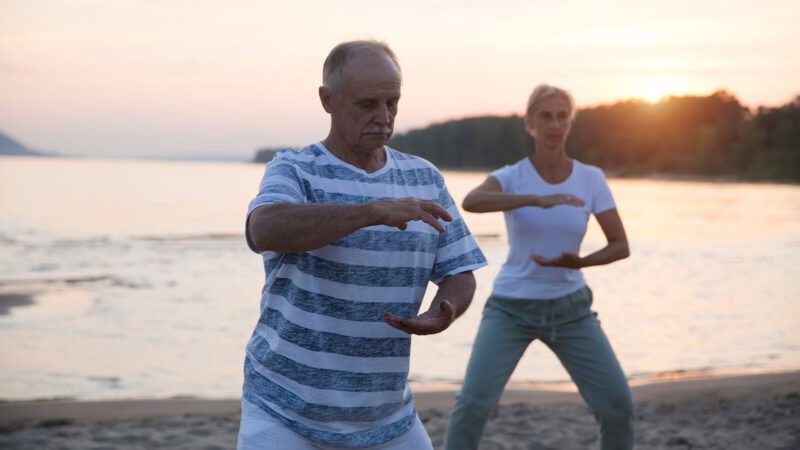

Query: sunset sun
[628,72,709,104]
[641,84,673,103]
[636,76,685,103]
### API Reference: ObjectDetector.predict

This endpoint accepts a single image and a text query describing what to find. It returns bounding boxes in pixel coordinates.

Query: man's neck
[322,136,387,173]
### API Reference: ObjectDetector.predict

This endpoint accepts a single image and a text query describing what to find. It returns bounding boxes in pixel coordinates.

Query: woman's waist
[487,285,593,326]
[493,267,585,290]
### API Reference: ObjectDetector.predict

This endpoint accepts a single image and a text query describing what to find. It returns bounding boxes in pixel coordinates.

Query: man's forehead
[348,78,402,96]
[342,48,399,69]
[340,52,401,83]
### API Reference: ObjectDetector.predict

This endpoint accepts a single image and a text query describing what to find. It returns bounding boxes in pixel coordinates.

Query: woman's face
[525,95,572,150]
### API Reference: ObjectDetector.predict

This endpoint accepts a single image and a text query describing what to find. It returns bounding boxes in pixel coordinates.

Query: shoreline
[2,370,797,421]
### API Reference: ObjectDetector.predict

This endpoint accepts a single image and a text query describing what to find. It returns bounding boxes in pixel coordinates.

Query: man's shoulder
[386,146,441,173]
[267,144,326,179]
[271,144,321,163]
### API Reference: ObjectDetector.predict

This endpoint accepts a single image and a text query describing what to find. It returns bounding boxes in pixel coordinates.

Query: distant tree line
[253,147,285,163]
[387,91,799,182]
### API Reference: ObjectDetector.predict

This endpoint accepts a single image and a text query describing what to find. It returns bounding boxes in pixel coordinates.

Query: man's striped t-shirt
[242,142,486,448]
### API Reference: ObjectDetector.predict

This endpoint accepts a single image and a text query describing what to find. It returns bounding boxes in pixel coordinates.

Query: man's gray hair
[525,84,576,126]
[322,40,402,93]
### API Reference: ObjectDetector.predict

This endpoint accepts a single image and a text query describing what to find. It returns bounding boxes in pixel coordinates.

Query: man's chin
[361,133,391,147]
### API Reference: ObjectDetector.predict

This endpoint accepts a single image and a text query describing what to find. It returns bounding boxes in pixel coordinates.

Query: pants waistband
[486,285,594,329]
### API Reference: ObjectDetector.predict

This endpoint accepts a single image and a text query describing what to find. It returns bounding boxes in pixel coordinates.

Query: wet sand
[1,372,798,449]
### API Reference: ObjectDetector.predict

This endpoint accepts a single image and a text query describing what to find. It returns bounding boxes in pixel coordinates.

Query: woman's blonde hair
[525,84,576,131]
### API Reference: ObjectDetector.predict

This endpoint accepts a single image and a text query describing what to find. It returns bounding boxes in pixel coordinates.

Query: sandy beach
[1,371,797,449]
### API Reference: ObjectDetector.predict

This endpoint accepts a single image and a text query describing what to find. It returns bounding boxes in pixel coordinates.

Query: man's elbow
[248,231,271,253]
[247,214,280,253]
[465,271,477,291]
[247,205,286,252]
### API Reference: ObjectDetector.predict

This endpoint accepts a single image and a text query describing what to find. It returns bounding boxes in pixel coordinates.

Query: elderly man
[237,40,487,449]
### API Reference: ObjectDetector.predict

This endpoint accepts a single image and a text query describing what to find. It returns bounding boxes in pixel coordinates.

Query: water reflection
[0,157,798,400]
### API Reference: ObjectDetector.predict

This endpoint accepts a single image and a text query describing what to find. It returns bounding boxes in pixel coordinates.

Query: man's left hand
[383,300,457,335]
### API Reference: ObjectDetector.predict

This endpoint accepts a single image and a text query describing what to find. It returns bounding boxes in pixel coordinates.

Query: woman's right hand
[535,194,585,208]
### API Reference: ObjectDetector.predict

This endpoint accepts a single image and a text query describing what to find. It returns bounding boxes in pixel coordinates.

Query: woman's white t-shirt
[490,158,617,300]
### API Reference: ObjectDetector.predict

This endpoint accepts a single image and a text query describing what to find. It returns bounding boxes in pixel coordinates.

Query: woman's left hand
[532,252,583,269]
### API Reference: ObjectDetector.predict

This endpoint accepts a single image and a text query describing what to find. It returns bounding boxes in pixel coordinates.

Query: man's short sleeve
[590,167,617,214]
[430,182,487,284]
[245,151,306,252]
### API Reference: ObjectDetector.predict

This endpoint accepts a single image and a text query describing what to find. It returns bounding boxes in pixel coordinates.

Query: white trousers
[237,399,434,450]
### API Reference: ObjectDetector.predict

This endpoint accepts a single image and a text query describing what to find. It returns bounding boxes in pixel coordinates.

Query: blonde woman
[445,85,634,450]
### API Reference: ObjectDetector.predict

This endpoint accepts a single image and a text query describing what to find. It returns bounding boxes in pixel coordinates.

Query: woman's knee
[453,390,499,414]
[594,391,635,423]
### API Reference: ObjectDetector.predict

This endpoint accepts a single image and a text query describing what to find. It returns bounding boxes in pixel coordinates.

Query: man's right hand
[370,197,452,232]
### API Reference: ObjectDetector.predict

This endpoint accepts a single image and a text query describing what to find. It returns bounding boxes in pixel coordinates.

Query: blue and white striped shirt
[242,142,486,448]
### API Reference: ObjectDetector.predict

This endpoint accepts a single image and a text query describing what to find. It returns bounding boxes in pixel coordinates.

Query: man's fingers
[383,307,451,335]
[425,203,453,222]
[420,213,446,233]
[412,202,448,232]
[383,312,409,331]
[419,202,452,231]
[384,311,430,334]
[380,198,451,233]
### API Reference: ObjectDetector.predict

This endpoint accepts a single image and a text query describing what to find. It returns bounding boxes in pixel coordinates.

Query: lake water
[1,156,798,401]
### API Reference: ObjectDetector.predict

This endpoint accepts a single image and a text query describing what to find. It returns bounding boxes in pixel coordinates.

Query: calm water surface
[1,157,798,400]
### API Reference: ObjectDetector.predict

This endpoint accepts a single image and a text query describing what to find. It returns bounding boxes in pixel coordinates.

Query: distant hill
[0,131,44,156]
[254,147,295,163]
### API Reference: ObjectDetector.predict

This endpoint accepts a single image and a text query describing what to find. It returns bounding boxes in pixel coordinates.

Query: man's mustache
[362,126,392,135]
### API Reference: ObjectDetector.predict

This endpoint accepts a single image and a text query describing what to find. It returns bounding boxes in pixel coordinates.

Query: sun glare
[642,85,672,103]
[640,78,677,103]
[634,75,695,103]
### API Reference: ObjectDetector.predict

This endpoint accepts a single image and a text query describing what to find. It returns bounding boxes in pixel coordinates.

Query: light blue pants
[445,286,634,450]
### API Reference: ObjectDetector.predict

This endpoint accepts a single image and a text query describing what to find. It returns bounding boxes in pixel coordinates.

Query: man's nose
[374,104,391,124]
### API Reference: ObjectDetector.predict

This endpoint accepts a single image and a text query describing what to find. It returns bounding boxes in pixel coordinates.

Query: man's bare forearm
[432,271,477,319]
[248,203,377,253]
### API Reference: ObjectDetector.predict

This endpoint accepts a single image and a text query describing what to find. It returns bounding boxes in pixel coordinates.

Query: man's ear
[319,86,334,113]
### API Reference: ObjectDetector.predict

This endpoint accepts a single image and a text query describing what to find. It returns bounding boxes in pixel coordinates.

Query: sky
[1,0,799,159]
